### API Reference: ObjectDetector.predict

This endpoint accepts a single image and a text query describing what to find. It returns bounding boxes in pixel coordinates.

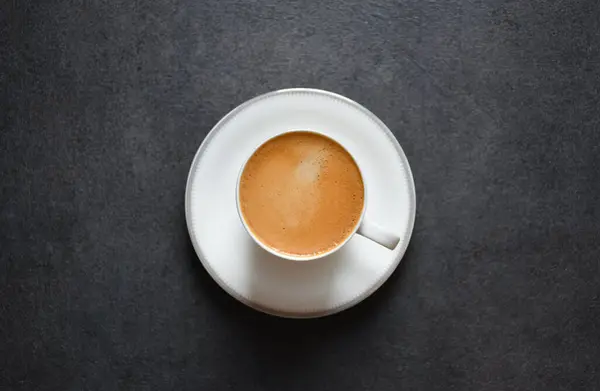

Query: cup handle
[357,219,400,250]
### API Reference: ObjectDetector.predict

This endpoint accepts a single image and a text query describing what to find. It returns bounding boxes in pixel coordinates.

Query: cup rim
[235,129,367,262]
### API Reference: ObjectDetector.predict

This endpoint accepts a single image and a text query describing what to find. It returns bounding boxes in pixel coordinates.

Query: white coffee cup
[236,130,400,261]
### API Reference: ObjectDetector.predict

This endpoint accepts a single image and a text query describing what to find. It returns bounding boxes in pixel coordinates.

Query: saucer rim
[185,88,417,318]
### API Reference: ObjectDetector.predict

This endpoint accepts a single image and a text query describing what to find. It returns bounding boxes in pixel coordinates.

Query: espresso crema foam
[239,131,364,257]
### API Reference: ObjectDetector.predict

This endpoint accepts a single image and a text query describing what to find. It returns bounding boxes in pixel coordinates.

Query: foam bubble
[295,148,326,184]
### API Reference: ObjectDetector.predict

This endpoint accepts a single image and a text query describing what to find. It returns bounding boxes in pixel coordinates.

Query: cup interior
[236,130,367,261]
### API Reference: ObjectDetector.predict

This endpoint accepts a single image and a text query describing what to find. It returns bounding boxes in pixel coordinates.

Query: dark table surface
[2,0,600,390]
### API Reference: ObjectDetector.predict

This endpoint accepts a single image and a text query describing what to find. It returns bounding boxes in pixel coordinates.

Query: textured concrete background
[1,0,600,390]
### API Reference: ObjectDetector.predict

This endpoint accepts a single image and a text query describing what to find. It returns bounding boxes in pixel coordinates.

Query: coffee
[239,131,364,257]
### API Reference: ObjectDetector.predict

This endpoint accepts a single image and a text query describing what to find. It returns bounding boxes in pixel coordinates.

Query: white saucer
[185,88,416,318]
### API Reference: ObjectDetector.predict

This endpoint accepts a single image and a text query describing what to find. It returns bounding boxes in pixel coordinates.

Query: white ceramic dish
[185,88,416,318]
